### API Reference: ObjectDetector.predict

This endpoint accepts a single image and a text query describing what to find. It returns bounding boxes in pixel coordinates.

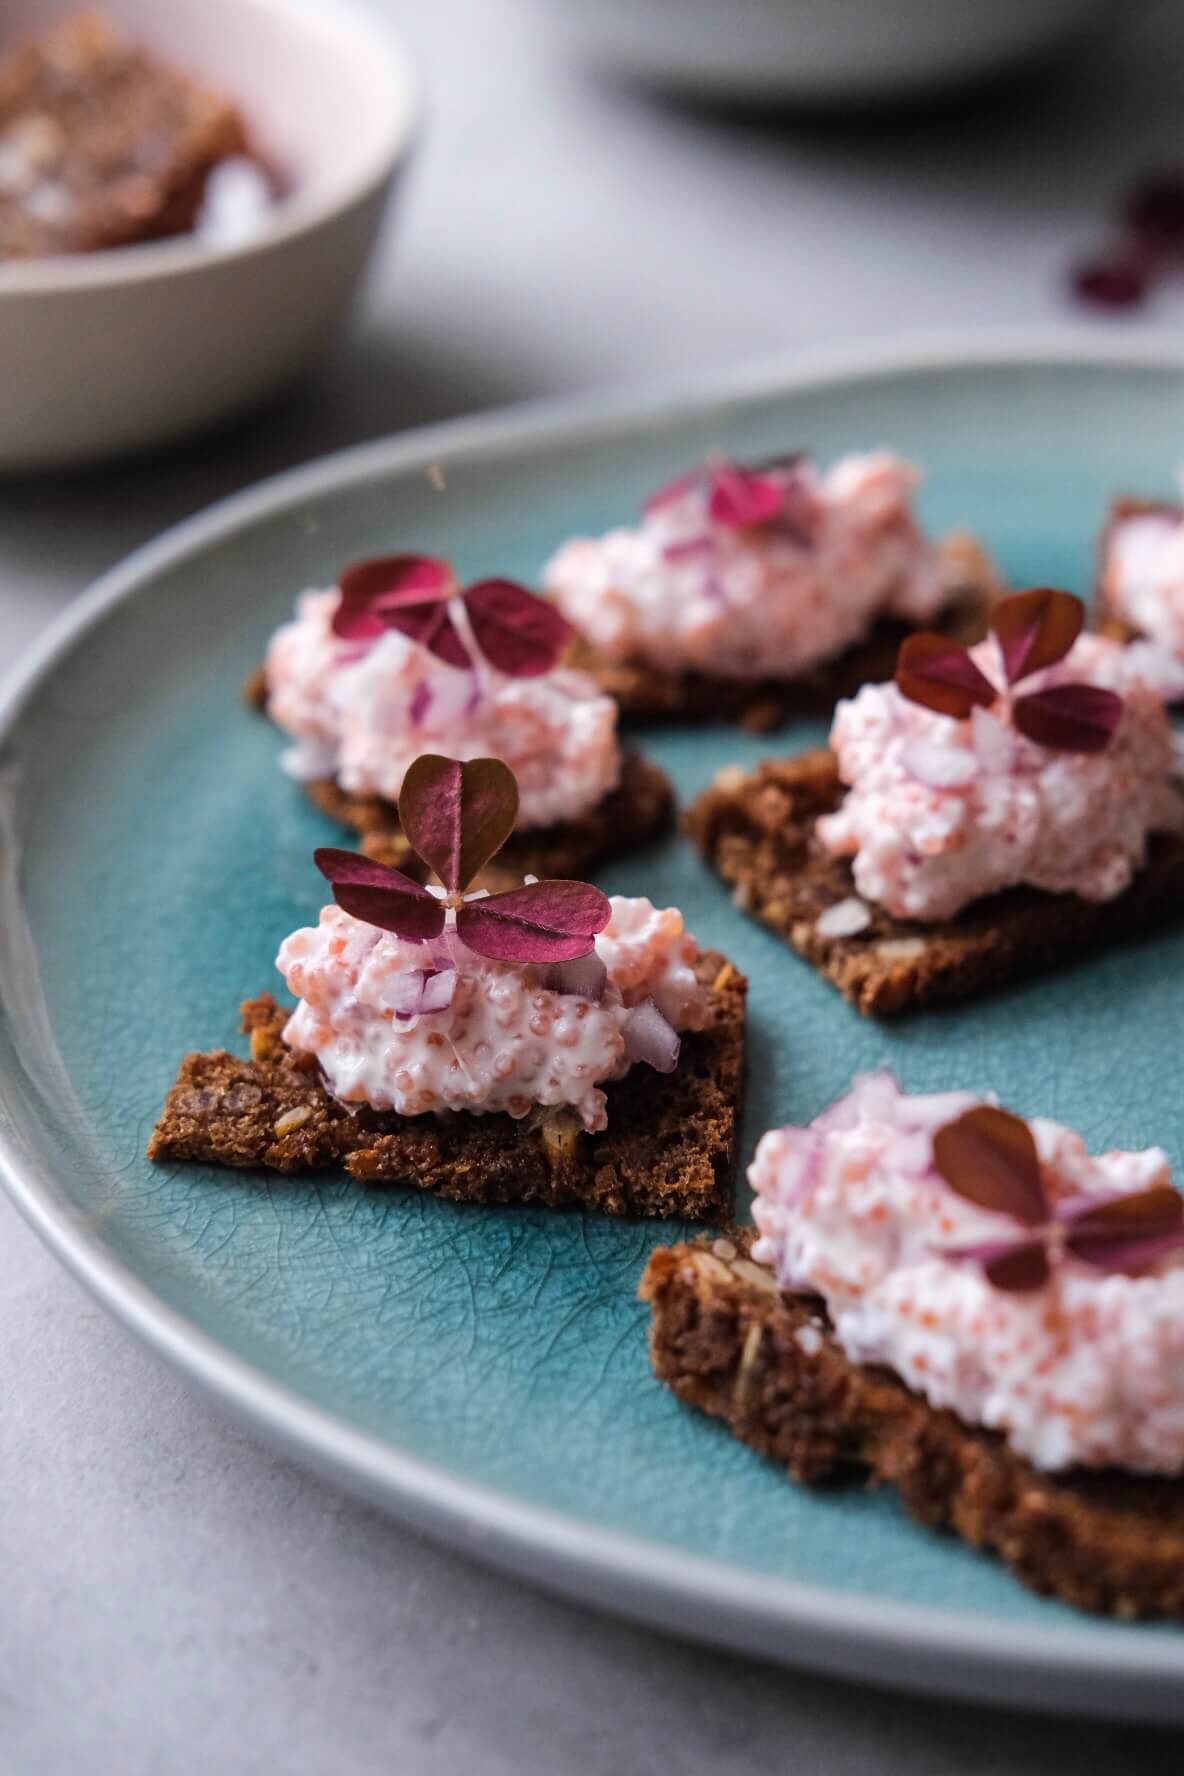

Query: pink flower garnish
[332,556,467,665]
[895,588,1124,754]
[707,462,787,530]
[315,753,611,966]
[329,556,571,679]
[932,1105,1184,1291]
[643,454,811,537]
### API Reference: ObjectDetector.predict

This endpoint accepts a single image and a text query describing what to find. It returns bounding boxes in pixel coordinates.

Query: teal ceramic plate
[3,337,1184,1721]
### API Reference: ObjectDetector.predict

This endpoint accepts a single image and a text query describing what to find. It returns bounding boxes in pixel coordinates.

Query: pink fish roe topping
[264,589,621,829]
[816,633,1184,921]
[542,452,948,680]
[1103,495,1184,662]
[277,895,708,1132]
[751,1072,1184,1474]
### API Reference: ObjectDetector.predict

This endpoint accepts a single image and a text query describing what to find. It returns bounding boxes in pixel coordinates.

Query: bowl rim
[6,328,1184,1722]
[0,0,421,297]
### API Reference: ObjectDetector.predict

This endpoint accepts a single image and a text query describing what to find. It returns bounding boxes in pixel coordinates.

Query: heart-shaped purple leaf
[332,554,471,668]
[398,755,519,893]
[386,600,472,669]
[313,847,445,942]
[932,1106,1048,1226]
[1065,1182,1183,1246]
[463,578,572,678]
[456,879,611,963]
[982,1239,1052,1291]
[1012,684,1124,753]
[945,1236,1052,1292]
[991,588,1084,686]
[1066,1228,1184,1275]
[896,634,998,720]
[707,462,786,530]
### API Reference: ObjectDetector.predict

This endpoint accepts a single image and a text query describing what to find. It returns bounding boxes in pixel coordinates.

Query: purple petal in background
[463,578,572,677]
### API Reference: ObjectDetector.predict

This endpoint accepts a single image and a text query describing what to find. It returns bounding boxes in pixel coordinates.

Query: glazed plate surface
[3,338,1184,1719]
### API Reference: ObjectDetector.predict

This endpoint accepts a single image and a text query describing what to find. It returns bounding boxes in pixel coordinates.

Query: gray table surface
[5,1,1184,1768]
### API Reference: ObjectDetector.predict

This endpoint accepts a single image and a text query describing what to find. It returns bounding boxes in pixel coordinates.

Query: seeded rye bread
[148,951,746,1220]
[685,749,1184,1016]
[566,532,1002,733]
[640,1232,1184,1618]
[243,670,674,884]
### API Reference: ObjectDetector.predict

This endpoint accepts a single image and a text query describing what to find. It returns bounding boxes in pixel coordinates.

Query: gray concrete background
[4,1,1184,1767]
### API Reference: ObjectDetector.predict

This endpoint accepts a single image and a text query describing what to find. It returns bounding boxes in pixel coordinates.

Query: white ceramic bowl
[547,0,1114,105]
[0,0,419,470]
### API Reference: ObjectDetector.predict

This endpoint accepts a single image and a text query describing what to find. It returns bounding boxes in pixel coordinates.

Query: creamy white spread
[817,634,1184,921]
[543,452,949,680]
[264,589,621,829]
[278,895,708,1133]
[751,1073,1184,1474]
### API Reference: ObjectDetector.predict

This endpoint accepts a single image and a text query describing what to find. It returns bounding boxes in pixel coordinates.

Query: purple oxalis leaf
[895,634,998,720]
[398,755,519,893]
[707,462,786,530]
[462,578,572,678]
[932,1106,1048,1226]
[313,847,445,942]
[332,554,471,668]
[990,587,1084,686]
[1012,683,1124,753]
[944,1236,1052,1293]
[456,879,611,963]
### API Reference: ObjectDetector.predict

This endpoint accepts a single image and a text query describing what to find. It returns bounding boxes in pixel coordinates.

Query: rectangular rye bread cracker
[148,951,746,1221]
[686,749,1184,1015]
[640,1234,1184,1618]
[568,532,1002,733]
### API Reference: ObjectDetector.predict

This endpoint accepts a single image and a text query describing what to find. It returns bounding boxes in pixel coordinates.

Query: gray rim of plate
[3,330,1184,1723]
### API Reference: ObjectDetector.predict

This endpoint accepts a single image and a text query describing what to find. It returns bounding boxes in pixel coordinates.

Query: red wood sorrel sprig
[932,1105,1184,1292]
[895,588,1124,754]
[644,454,815,536]
[331,555,572,678]
[314,754,611,964]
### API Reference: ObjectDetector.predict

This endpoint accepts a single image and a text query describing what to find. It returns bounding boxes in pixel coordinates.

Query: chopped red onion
[621,997,680,1073]
[970,706,1014,774]
[409,679,433,726]
[383,968,456,1020]
[900,738,978,790]
[661,535,715,563]
[543,952,608,1001]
